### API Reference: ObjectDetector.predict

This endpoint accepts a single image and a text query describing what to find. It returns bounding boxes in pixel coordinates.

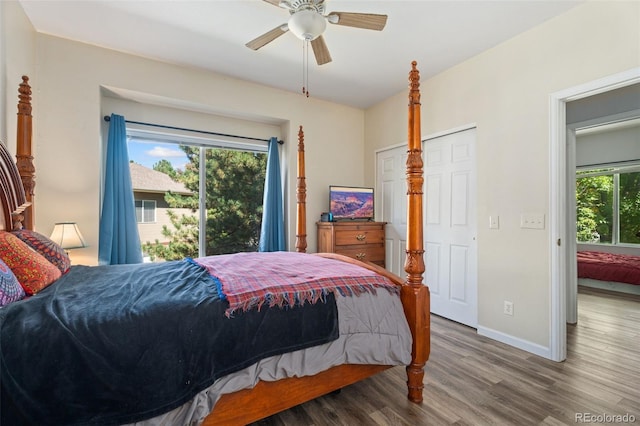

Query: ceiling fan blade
[262,0,282,6]
[246,25,288,50]
[311,35,332,65]
[327,12,388,31]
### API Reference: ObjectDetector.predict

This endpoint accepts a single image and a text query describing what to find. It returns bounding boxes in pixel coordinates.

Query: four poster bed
[0,62,429,425]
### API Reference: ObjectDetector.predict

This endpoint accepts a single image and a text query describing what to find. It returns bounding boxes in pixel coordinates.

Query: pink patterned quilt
[577,251,640,285]
[192,251,398,315]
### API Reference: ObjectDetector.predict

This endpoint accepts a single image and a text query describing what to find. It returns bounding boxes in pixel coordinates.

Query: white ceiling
[18,0,584,109]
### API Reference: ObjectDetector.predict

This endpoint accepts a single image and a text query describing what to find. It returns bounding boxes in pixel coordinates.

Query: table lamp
[50,222,87,254]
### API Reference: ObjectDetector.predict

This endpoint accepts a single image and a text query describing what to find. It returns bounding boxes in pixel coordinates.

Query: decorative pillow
[12,229,71,274]
[0,258,25,307]
[0,231,61,295]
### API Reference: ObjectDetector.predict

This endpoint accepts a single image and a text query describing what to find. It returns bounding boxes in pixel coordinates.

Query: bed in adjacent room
[0,62,430,425]
[577,250,640,295]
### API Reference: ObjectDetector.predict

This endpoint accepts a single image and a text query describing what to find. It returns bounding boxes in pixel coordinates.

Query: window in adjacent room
[576,165,640,245]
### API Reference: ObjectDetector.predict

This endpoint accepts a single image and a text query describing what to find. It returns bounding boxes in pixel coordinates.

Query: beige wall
[364,1,640,350]
[19,33,364,265]
[101,94,285,147]
[1,1,36,151]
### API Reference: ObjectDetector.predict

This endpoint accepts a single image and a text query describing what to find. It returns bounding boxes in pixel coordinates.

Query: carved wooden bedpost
[402,61,430,403]
[295,126,307,253]
[16,76,35,230]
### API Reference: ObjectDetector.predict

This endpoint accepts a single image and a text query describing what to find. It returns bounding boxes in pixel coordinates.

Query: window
[619,171,640,244]
[576,166,640,245]
[128,133,268,261]
[135,200,156,223]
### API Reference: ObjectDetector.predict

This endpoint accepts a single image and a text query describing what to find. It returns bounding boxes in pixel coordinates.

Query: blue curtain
[98,114,143,265]
[259,137,285,252]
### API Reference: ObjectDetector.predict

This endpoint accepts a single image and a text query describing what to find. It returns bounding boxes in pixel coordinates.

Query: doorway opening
[549,70,640,362]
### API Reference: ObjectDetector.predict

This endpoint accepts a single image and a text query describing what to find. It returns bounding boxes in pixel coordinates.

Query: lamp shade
[288,10,326,41]
[50,222,87,250]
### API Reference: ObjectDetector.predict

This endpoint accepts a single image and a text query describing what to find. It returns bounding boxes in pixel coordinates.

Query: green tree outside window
[143,146,267,261]
[576,169,640,245]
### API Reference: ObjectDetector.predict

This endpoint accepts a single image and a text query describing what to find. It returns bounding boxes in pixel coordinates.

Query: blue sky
[128,139,189,171]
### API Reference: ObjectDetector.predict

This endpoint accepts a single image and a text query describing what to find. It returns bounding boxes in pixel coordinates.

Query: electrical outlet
[503,301,514,316]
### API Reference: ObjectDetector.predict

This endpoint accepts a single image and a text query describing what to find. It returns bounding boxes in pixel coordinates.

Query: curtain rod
[103,116,284,145]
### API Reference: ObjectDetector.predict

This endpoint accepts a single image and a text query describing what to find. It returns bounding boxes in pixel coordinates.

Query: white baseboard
[477,326,552,360]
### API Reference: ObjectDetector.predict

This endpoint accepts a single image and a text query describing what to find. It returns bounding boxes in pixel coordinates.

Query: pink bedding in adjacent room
[577,251,640,285]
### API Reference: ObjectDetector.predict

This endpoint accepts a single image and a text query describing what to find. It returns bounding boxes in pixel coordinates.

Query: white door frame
[549,67,640,362]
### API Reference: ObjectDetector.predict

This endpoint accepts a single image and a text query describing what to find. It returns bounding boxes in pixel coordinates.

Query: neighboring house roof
[129,162,192,195]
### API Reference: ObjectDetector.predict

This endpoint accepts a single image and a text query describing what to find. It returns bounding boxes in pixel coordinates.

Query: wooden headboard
[0,140,30,231]
[16,76,36,231]
[0,76,35,232]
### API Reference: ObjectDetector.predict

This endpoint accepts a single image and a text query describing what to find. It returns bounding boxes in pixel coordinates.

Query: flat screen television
[329,186,374,221]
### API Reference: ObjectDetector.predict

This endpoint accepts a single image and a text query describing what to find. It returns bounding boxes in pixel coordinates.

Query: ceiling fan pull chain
[306,38,310,97]
[302,39,310,97]
[302,40,306,95]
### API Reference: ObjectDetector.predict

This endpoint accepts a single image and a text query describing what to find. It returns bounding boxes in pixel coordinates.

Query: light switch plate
[489,215,499,229]
[520,213,545,229]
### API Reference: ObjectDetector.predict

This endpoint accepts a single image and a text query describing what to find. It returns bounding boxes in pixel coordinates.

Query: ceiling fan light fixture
[288,10,326,41]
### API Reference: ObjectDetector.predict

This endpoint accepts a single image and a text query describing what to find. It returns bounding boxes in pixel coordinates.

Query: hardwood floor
[252,287,640,425]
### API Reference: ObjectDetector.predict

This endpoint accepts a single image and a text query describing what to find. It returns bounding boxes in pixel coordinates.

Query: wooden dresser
[316,221,386,267]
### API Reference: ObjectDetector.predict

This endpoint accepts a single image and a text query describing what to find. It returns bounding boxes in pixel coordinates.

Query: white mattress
[130,290,412,425]
[578,277,640,295]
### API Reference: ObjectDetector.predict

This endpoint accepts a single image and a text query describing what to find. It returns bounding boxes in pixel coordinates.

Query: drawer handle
[356,253,366,260]
[355,234,366,241]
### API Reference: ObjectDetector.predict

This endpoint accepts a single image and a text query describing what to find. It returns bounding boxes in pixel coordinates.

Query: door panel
[425,242,441,295]
[376,128,477,327]
[377,148,407,277]
[450,244,469,302]
[426,175,442,225]
[425,129,477,327]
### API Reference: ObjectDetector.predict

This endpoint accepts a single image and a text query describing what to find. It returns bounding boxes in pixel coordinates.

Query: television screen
[329,186,374,220]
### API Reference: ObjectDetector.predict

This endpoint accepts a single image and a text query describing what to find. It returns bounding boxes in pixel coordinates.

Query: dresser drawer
[335,245,385,264]
[334,229,384,246]
[316,221,386,268]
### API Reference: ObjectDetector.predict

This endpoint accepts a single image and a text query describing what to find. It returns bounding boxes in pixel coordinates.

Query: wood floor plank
[369,406,413,426]
[250,287,640,425]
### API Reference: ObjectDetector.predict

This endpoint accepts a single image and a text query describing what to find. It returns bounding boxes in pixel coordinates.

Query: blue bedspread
[0,260,338,425]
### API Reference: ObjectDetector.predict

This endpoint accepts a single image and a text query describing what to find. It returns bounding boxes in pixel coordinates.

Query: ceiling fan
[246,0,388,66]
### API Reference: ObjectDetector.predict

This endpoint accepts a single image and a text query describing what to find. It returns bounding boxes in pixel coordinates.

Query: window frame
[576,163,640,247]
[127,128,270,257]
[135,199,157,224]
